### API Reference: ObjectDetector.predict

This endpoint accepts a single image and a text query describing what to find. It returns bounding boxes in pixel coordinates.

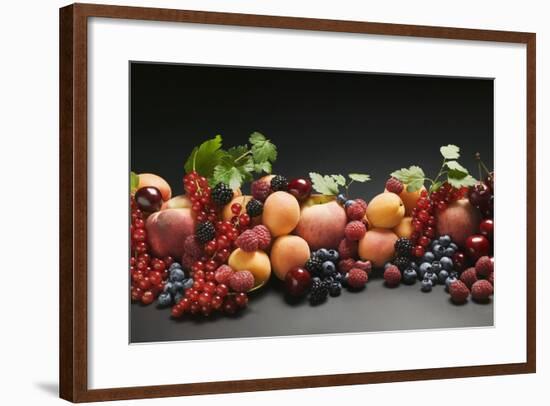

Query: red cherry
[479,219,494,240]
[135,186,163,212]
[284,267,312,297]
[287,178,312,201]
[465,234,490,261]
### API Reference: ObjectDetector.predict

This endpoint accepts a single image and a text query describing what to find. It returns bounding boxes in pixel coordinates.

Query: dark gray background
[130,62,494,343]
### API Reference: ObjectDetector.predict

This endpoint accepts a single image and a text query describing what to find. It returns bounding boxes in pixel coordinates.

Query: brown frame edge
[59,3,536,403]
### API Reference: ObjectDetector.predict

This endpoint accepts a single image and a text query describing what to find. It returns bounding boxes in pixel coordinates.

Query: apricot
[270,235,310,280]
[228,249,271,288]
[393,216,413,239]
[398,186,425,216]
[295,199,347,250]
[262,191,300,237]
[358,228,398,268]
[138,173,172,201]
[160,194,192,210]
[436,199,481,247]
[366,192,405,228]
[145,208,195,259]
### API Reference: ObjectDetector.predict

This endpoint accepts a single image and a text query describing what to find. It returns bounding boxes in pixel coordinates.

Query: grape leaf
[309,172,341,195]
[212,145,254,188]
[390,165,425,191]
[406,179,425,192]
[212,163,245,190]
[130,171,139,193]
[332,174,346,186]
[447,174,477,189]
[348,173,371,182]
[429,180,443,193]
[184,135,226,178]
[249,132,277,164]
[254,161,272,174]
[440,144,460,160]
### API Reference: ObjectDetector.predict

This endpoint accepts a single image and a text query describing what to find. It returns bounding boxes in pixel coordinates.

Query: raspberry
[251,180,271,202]
[487,272,494,285]
[235,229,259,252]
[346,201,366,221]
[475,256,493,278]
[214,265,234,285]
[338,238,358,259]
[338,258,356,273]
[344,221,367,241]
[246,199,263,217]
[183,235,203,259]
[384,265,401,287]
[181,253,195,269]
[354,198,368,211]
[229,270,255,293]
[459,267,478,289]
[195,221,216,244]
[471,279,493,302]
[347,268,368,289]
[449,280,470,304]
[385,177,404,194]
[252,225,271,250]
[354,260,372,274]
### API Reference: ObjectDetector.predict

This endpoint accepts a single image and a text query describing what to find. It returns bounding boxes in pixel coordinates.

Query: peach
[228,249,271,288]
[393,216,413,239]
[145,208,196,259]
[366,192,405,228]
[138,173,172,201]
[295,197,347,250]
[160,194,192,210]
[358,228,398,268]
[262,191,300,237]
[436,199,481,247]
[270,235,310,280]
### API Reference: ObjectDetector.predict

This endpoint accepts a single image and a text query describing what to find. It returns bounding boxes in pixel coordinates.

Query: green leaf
[249,132,277,164]
[447,174,477,189]
[332,174,346,186]
[184,135,227,178]
[309,172,341,195]
[254,161,272,174]
[130,171,139,193]
[429,180,443,193]
[348,173,371,183]
[390,165,425,191]
[440,144,460,160]
[445,160,468,175]
[212,163,245,190]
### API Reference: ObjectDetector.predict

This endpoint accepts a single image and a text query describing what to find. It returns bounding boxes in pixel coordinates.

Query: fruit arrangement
[130,135,495,319]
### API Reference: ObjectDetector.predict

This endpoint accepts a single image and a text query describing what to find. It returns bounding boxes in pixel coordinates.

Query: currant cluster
[430,183,468,211]
[130,196,172,304]
[183,171,217,223]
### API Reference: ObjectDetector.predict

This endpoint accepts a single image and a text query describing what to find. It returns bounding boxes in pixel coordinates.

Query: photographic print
[129,62,495,343]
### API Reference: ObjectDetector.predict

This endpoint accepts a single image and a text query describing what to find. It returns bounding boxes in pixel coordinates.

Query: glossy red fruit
[235,292,249,308]
[284,267,312,297]
[468,183,491,210]
[287,178,312,202]
[465,234,490,261]
[141,290,154,305]
[479,219,494,239]
[135,186,163,212]
[452,251,467,271]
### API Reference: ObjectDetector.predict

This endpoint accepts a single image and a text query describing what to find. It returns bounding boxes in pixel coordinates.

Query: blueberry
[327,249,340,262]
[430,239,439,249]
[169,267,186,282]
[183,278,194,290]
[450,242,458,251]
[174,292,183,304]
[438,269,449,284]
[440,257,453,271]
[439,235,452,247]
[165,281,177,296]
[169,262,182,271]
[419,262,432,279]
[333,272,343,283]
[421,279,433,292]
[431,261,442,274]
[317,248,330,261]
[344,199,356,209]
[433,244,446,259]
[409,261,419,271]
[445,276,458,292]
[157,292,172,307]
[312,276,322,285]
[449,271,459,279]
[173,281,184,293]
[322,261,336,277]
[425,271,438,285]
[403,268,418,285]
[443,247,456,258]
[329,282,342,297]
[336,194,347,205]
[422,252,435,263]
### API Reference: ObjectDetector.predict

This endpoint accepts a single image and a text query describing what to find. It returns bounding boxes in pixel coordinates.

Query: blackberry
[270,175,288,192]
[305,255,323,275]
[395,237,413,257]
[246,199,264,217]
[309,279,328,305]
[195,221,216,244]
[393,256,410,271]
[211,182,234,206]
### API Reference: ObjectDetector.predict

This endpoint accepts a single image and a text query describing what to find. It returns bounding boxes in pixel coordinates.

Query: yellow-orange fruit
[366,192,405,228]
[270,235,310,280]
[228,249,271,288]
[138,173,172,201]
[262,191,300,237]
[393,216,413,239]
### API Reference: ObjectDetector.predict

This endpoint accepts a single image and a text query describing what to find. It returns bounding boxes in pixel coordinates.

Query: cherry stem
[475,152,492,178]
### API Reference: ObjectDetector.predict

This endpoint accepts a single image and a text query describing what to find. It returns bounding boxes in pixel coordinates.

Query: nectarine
[145,208,195,259]
[358,228,398,268]
[436,199,481,247]
[295,198,347,250]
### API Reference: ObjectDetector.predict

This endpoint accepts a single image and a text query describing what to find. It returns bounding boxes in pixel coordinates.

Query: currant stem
[234,150,252,163]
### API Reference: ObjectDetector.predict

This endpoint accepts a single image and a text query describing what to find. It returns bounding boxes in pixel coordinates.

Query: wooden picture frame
[59,3,536,402]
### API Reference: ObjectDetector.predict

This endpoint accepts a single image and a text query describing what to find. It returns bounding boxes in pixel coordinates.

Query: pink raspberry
[354,260,372,275]
[487,271,494,285]
[251,180,271,202]
[475,256,494,278]
[459,267,478,289]
[214,265,234,285]
[181,253,195,269]
[385,177,404,194]
[346,201,366,221]
[384,265,401,287]
[338,258,356,273]
[471,280,493,302]
[338,238,358,259]
[344,221,367,241]
[347,268,368,289]
[229,270,255,293]
[449,280,470,304]
[252,225,271,250]
[235,229,259,252]
[183,235,203,259]
[354,198,368,211]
